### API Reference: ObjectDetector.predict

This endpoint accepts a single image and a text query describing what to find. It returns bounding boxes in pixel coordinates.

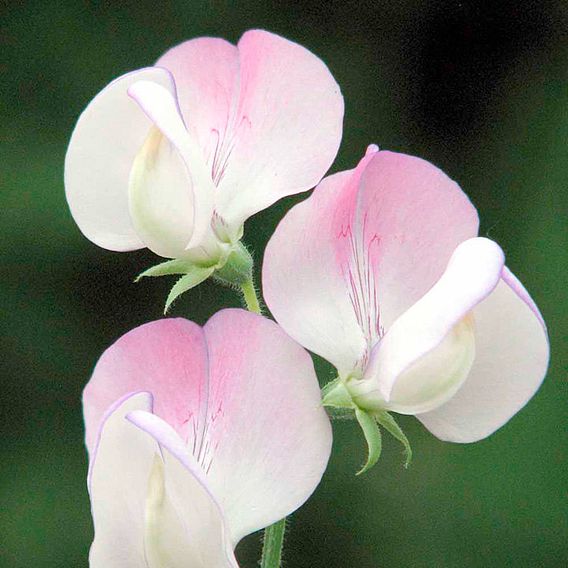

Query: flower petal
[354,151,479,328]
[87,393,153,568]
[83,310,331,546]
[65,67,175,251]
[214,29,344,228]
[263,149,478,376]
[263,164,369,376]
[155,37,240,174]
[89,392,237,568]
[128,80,215,252]
[360,238,505,408]
[83,319,209,458]
[202,309,332,544]
[127,125,196,258]
[126,410,238,567]
[417,267,550,442]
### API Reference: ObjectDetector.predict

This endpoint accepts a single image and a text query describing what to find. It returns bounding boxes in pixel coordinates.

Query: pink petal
[65,68,175,251]
[83,318,209,457]
[354,151,479,328]
[89,392,237,567]
[263,154,374,376]
[202,309,332,543]
[215,30,344,227]
[83,310,331,545]
[363,238,505,406]
[263,149,478,376]
[159,31,343,229]
[155,37,240,179]
[418,267,550,442]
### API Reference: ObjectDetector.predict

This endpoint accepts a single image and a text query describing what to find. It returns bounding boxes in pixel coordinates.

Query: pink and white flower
[263,147,549,444]
[84,309,332,566]
[65,30,343,266]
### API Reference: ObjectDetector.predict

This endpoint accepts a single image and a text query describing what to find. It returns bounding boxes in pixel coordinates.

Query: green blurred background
[1,1,566,566]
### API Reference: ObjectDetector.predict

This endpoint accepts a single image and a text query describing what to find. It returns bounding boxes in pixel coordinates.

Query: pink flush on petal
[65,30,344,264]
[84,309,332,566]
[263,148,549,444]
[331,145,386,369]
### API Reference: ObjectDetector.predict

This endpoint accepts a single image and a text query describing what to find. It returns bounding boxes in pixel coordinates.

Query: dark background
[1,1,566,566]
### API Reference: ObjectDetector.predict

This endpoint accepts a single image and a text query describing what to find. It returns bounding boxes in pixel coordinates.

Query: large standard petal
[214,29,344,228]
[263,149,478,376]
[202,309,332,544]
[84,311,332,546]
[358,238,505,411]
[65,67,176,251]
[83,319,209,458]
[417,267,550,442]
[128,80,216,253]
[89,392,237,568]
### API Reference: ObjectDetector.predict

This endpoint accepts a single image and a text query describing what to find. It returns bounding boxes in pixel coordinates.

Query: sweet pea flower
[263,147,549,467]
[65,30,343,277]
[84,309,331,566]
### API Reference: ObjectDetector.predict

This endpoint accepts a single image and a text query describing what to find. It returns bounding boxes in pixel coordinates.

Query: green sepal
[213,242,253,287]
[375,410,413,468]
[321,379,355,409]
[325,406,356,421]
[164,266,215,314]
[135,258,202,282]
[355,408,382,475]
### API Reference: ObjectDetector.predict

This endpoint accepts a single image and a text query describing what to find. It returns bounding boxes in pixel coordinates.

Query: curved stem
[240,276,286,567]
[260,518,286,568]
[240,278,261,314]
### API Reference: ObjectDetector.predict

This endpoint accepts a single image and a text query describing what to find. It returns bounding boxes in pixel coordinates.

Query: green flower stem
[239,277,286,567]
[260,518,286,568]
[240,278,262,314]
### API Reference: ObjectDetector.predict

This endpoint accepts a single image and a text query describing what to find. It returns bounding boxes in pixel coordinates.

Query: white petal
[360,314,475,414]
[89,392,237,568]
[361,238,505,407]
[65,68,174,251]
[88,393,155,568]
[128,126,195,258]
[127,410,238,567]
[202,309,332,544]
[418,268,550,442]
[128,81,215,252]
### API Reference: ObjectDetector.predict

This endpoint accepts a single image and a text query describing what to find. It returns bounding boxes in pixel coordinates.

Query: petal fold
[88,392,155,567]
[89,392,236,568]
[127,410,238,567]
